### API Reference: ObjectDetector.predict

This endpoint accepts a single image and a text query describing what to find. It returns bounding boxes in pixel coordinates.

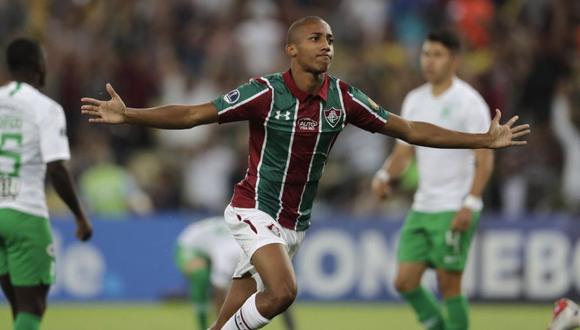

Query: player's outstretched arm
[81,83,218,129]
[47,160,92,241]
[379,109,530,149]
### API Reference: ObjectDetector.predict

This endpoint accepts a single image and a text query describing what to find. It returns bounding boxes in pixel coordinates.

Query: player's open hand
[487,109,530,148]
[81,83,127,124]
[75,217,93,242]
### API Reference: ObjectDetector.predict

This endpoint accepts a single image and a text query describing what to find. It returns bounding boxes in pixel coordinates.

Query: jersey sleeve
[39,103,70,163]
[213,78,272,123]
[464,95,491,133]
[343,85,390,133]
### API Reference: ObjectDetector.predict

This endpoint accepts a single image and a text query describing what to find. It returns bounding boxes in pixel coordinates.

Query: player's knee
[394,275,418,293]
[437,273,462,298]
[268,282,297,311]
[18,300,46,317]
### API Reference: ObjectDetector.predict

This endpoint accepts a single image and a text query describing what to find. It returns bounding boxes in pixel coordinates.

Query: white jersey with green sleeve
[177,217,240,288]
[398,77,491,212]
[0,82,70,218]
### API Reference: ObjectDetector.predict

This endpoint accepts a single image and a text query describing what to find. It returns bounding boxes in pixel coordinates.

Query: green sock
[189,265,211,330]
[14,312,41,330]
[445,295,469,330]
[401,287,445,330]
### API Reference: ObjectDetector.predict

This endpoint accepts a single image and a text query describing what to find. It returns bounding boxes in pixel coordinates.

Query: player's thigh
[429,211,480,272]
[395,262,428,291]
[225,205,300,281]
[252,243,296,290]
[0,235,7,277]
[0,209,55,286]
[435,268,463,298]
[397,211,430,263]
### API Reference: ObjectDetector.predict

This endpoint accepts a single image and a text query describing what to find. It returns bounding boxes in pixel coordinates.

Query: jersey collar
[282,70,329,102]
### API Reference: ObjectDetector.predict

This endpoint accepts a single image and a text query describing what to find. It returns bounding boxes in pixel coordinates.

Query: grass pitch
[0,302,553,329]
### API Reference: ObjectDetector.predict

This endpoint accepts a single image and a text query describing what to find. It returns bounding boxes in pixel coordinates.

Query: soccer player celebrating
[371,30,493,330]
[0,38,93,330]
[82,17,529,330]
[175,216,296,330]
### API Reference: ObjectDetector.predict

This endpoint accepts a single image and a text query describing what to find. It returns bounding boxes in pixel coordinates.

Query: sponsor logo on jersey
[323,107,342,127]
[298,118,318,131]
[274,111,291,120]
[224,89,240,104]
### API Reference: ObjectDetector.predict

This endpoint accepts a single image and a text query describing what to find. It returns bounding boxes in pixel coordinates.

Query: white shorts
[224,204,305,279]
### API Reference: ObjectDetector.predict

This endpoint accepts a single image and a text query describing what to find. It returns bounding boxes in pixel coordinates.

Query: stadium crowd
[0,0,577,219]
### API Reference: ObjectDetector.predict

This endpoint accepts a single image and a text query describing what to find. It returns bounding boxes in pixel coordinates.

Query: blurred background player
[0,38,92,330]
[175,216,296,330]
[372,30,493,330]
[549,298,580,330]
[81,16,528,330]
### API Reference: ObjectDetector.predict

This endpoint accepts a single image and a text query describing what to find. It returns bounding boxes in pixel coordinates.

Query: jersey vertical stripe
[254,77,275,209]
[336,79,347,129]
[275,100,299,222]
[295,102,323,230]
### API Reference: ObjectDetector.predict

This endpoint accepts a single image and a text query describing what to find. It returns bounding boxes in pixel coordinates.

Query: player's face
[287,20,334,74]
[420,41,457,84]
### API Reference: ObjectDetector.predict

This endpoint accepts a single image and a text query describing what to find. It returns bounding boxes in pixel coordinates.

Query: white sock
[221,293,270,330]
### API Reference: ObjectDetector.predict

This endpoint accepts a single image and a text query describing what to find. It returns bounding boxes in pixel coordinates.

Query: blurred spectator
[79,136,152,219]
[552,70,580,213]
[0,0,577,217]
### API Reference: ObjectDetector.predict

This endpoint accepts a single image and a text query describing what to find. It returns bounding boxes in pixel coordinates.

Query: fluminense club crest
[323,107,342,127]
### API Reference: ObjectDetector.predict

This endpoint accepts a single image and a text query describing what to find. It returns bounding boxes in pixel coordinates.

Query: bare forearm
[381,143,414,179]
[406,121,491,149]
[125,103,218,129]
[380,115,493,149]
[469,149,494,197]
[47,161,86,220]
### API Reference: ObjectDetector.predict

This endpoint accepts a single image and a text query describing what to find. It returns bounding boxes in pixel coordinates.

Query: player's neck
[289,65,325,95]
[430,76,453,97]
[11,72,40,89]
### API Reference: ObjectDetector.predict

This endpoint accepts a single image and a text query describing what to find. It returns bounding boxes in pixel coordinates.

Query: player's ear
[286,43,297,57]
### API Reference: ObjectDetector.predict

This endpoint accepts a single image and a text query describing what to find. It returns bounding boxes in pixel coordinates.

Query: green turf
[0,302,553,330]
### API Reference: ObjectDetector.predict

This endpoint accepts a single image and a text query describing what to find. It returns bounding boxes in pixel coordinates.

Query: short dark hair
[426,30,461,54]
[6,38,43,74]
[286,16,326,45]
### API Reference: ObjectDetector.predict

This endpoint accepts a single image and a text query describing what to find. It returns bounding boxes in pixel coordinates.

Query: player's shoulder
[404,83,431,105]
[19,83,63,112]
[453,78,486,104]
[404,83,430,102]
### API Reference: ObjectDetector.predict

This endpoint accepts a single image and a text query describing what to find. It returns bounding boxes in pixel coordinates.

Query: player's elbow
[401,121,422,145]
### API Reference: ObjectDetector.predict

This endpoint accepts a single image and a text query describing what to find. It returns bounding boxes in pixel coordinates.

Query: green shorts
[397,210,480,272]
[0,208,55,286]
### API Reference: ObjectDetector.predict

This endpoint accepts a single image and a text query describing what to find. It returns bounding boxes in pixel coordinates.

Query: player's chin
[311,62,331,74]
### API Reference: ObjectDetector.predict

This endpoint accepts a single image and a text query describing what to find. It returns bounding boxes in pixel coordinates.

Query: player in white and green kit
[372,30,494,330]
[82,17,529,330]
[0,39,93,330]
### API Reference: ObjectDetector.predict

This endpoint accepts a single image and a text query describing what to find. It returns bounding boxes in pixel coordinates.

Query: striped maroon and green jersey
[213,70,389,231]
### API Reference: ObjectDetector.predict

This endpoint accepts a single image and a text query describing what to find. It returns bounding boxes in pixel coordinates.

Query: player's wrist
[463,194,483,211]
[374,169,390,183]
